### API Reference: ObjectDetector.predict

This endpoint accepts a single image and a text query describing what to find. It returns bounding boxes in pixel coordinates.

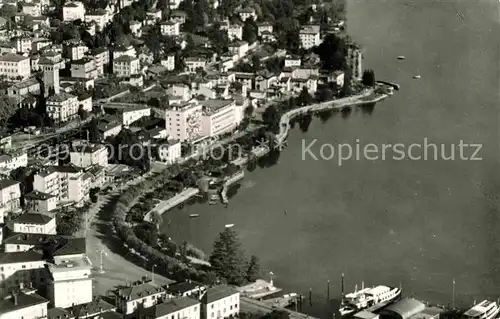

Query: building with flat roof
[379,298,426,319]
[200,99,237,137]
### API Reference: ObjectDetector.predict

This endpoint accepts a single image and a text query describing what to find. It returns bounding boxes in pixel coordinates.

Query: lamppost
[152,264,157,285]
[97,249,107,274]
[269,271,274,287]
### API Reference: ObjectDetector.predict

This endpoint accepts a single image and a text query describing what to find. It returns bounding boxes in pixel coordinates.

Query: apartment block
[63,1,86,21]
[12,213,56,235]
[200,99,237,137]
[0,292,49,319]
[299,25,321,49]
[70,58,98,79]
[0,54,31,80]
[70,144,108,168]
[165,103,202,142]
[115,282,167,315]
[46,92,79,124]
[200,285,240,319]
[113,55,140,77]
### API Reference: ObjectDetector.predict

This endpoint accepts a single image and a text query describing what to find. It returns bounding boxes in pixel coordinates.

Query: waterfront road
[240,297,319,319]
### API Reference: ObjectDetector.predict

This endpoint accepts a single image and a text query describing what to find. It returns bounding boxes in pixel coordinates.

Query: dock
[241,297,319,319]
[143,187,200,222]
[236,279,283,299]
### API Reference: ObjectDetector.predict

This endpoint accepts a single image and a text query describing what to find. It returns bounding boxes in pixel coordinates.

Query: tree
[244,105,254,118]
[262,105,280,132]
[251,55,261,72]
[246,255,260,282]
[315,34,347,71]
[0,95,16,125]
[262,310,291,319]
[77,105,89,120]
[297,87,313,106]
[88,118,100,143]
[242,18,257,44]
[209,228,247,285]
[134,222,158,246]
[362,69,376,86]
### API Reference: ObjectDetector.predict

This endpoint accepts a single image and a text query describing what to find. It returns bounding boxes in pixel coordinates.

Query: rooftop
[201,285,239,304]
[0,178,19,189]
[53,237,86,256]
[71,144,106,154]
[47,92,76,103]
[167,281,205,295]
[71,58,92,65]
[0,54,29,62]
[144,296,200,317]
[201,99,234,113]
[70,298,116,318]
[13,213,54,225]
[3,233,60,246]
[0,293,48,314]
[47,307,73,319]
[0,250,44,264]
[114,55,137,63]
[116,282,165,301]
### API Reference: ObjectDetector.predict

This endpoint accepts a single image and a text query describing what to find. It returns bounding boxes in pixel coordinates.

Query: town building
[185,57,206,73]
[70,144,108,168]
[63,1,86,21]
[165,103,202,142]
[0,251,46,297]
[46,254,93,308]
[46,92,79,124]
[0,152,28,175]
[169,11,187,24]
[70,58,98,79]
[299,25,321,49]
[14,37,32,54]
[228,41,249,59]
[166,280,206,298]
[130,21,142,36]
[12,213,56,235]
[103,103,151,126]
[347,45,363,81]
[66,43,89,60]
[257,22,273,36]
[39,57,60,97]
[237,7,256,21]
[140,296,200,319]
[0,179,21,217]
[201,99,237,137]
[0,54,31,80]
[88,47,109,75]
[156,139,181,164]
[160,21,180,36]
[284,55,301,68]
[115,282,167,315]
[7,78,40,104]
[0,292,49,319]
[113,45,136,60]
[329,70,345,88]
[200,285,240,319]
[227,24,242,40]
[22,2,42,17]
[113,55,140,77]
[84,9,109,29]
[25,191,57,214]
[161,54,176,71]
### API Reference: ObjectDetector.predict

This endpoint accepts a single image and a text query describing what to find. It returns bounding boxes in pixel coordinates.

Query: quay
[262,294,301,308]
[237,279,283,299]
[275,88,390,146]
[241,297,319,319]
[221,170,245,204]
[143,187,200,222]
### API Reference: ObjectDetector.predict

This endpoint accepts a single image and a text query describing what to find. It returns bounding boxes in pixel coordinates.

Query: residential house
[46,92,79,124]
[0,54,31,80]
[103,103,151,126]
[257,22,273,36]
[84,9,109,29]
[254,73,277,91]
[146,9,162,22]
[14,37,32,53]
[7,78,41,104]
[299,25,321,49]
[68,298,117,319]
[165,102,202,141]
[156,139,181,164]
[0,292,49,319]
[70,144,108,168]
[113,45,136,60]
[98,120,122,140]
[201,99,236,137]
[0,251,46,297]
[234,73,254,90]
[166,280,206,298]
[185,57,206,73]
[0,152,28,175]
[260,31,276,43]
[284,55,301,68]
[115,282,167,315]
[87,47,109,75]
[172,84,191,101]
[0,179,21,216]
[12,213,56,235]
[160,54,175,71]
[113,55,140,77]
[63,1,86,21]
[71,58,98,79]
[130,21,142,37]
[160,21,180,36]
[200,285,240,319]
[25,191,57,214]
[291,76,317,94]
[65,43,89,60]
[170,11,187,25]
[139,296,200,319]
[329,70,344,88]
[22,2,42,16]
[237,7,256,21]
[31,38,52,54]
[227,24,242,41]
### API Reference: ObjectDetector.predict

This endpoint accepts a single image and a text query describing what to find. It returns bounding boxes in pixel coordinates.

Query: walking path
[275,89,388,145]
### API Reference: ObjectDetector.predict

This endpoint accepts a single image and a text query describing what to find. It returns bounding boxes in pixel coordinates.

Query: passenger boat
[463,300,500,319]
[339,281,401,316]
[397,56,406,60]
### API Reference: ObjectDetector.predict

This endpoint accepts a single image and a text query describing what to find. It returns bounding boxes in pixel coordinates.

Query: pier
[143,187,200,222]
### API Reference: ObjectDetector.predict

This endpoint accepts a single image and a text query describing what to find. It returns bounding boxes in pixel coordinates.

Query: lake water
[161,0,500,317]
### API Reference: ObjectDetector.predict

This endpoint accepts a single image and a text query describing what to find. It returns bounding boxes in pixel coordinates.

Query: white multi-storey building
[200,99,237,137]
[157,139,181,164]
[237,7,256,21]
[165,103,202,142]
[200,285,240,319]
[142,296,201,319]
[70,144,108,168]
[185,57,206,73]
[63,1,86,21]
[14,37,32,54]
[0,152,28,175]
[0,54,31,80]
[22,2,42,16]
[227,24,242,40]
[88,47,109,75]
[46,92,79,124]
[160,21,180,36]
[12,214,56,235]
[113,55,140,77]
[161,54,176,71]
[0,179,21,215]
[115,282,167,315]
[299,25,321,49]
[46,255,93,308]
[113,45,136,60]
[84,9,109,29]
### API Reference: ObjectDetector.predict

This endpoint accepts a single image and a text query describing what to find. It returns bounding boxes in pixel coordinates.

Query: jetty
[220,170,245,204]
[143,187,200,222]
[237,279,282,299]
[275,88,390,146]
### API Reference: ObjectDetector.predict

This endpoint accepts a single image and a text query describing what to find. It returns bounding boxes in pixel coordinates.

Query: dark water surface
[162,0,499,317]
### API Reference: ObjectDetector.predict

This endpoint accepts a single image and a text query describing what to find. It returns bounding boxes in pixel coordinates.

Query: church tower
[39,58,60,97]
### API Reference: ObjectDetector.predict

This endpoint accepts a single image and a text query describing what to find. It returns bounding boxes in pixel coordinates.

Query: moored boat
[463,300,500,319]
[339,284,402,316]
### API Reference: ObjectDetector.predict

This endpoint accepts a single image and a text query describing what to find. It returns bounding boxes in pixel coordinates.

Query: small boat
[225,224,235,228]
[397,56,406,60]
[189,214,199,218]
[413,75,421,79]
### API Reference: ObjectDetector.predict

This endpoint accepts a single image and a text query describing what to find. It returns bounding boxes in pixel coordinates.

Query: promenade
[275,89,389,145]
[143,187,200,222]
